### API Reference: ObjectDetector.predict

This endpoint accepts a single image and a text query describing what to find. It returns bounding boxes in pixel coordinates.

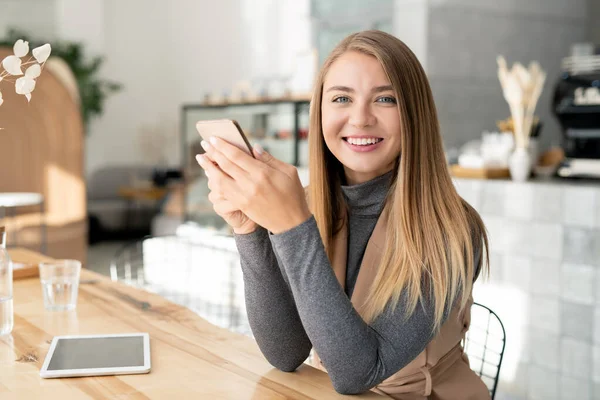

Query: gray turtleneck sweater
[234,172,472,394]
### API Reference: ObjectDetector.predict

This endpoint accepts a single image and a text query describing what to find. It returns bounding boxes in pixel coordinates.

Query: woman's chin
[342,163,390,181]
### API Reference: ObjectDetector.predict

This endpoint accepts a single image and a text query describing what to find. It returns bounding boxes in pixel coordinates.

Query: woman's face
[321,51,402,185]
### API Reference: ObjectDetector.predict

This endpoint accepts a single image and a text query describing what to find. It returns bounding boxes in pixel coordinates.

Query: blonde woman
[196,30,490,399]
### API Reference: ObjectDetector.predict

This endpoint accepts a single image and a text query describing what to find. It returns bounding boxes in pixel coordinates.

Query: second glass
[39,260,81,311]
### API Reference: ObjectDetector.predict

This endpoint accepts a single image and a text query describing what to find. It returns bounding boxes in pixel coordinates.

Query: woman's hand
[197,152,258,235]
[195,137,311,235]
[207,189,258,235]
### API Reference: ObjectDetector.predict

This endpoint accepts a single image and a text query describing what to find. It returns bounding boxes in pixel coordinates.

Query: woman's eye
[377,96,397,104]
[332,96,350,103]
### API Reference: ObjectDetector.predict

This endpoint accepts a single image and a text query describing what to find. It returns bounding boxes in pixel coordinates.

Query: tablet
[40,333,151,379]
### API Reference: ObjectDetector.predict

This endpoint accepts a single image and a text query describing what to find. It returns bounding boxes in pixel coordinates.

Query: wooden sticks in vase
[497,56,547,149]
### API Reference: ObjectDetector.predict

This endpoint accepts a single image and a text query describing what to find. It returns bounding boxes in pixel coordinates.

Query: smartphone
[195,119,254,158]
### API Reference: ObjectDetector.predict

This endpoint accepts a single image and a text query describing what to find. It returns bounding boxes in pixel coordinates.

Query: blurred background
[1,1,599,399]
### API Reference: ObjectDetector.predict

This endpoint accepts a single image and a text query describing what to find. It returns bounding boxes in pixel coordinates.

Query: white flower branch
[0,39,52,107]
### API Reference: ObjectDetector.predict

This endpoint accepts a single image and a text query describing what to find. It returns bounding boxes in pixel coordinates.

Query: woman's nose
[348,102,376,128]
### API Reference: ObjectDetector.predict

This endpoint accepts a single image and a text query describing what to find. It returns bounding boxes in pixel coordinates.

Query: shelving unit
[179,96,311,227]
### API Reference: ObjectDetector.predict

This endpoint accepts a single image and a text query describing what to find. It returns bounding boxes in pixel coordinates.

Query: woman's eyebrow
[325,85,354,93]
[324,85,393,93]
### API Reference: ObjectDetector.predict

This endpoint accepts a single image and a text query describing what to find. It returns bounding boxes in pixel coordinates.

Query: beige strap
[419,346,433,396]
[419,366,432,396]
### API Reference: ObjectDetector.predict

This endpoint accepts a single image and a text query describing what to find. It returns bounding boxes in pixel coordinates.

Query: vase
[509,147,531,182]
[528,138,538,169]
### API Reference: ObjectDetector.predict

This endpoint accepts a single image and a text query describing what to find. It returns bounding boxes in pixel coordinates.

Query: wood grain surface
[0,252,384,399]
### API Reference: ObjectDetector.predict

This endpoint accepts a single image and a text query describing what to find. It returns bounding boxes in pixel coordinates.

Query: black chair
[463,302,506,400]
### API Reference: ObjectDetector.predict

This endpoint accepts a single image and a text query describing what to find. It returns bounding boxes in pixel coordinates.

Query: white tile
[530,295,560,334]
[532,223,563,261]
[528,365,558,400]
[533,184,563,223]
[481,215,505,254]
[561,264,595,305]
[595,188,600,229]
[507,220,537,257]
[503,255,532,291]
[597,271,600,306]
[561,302,594,342]
[481,181,507,217]
[561,375,591,400]
[594,346,600,384]
[595,307,600,346]
[504,183,534,221]
[498,361,529,399]
[453,178,483,211]
[497,393,527,400]
[483,252,503,283]
[563,227,595,265]
[529,328,559,371]
[531,258,560,297]
[562,187,596,228]
[594,231,600,269]
[561,337,592,380]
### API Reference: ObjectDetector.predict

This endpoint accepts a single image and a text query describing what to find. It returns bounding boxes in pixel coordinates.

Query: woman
[196,30,490,399]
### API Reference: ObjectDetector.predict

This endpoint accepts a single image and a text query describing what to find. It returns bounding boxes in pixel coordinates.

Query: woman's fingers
[197,154,245,205]
[201,139,250,182]
[212,199,238,215]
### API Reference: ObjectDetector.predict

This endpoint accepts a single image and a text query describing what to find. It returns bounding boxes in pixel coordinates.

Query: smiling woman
[197,30,491,399]
[320,52,402,185]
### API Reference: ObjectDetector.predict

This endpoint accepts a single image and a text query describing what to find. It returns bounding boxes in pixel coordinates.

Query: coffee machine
[552,46,600,178]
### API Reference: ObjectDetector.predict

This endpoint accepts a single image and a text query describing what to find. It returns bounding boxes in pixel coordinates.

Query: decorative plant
[0,28,123,132]
[496,55,547,150]
[0,39,51,105]
[0,38,51,130]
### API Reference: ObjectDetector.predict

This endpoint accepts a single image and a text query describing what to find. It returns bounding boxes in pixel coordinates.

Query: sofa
[87,165,162,242]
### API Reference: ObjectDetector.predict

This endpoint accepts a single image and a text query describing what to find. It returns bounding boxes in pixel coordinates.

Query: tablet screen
[47,336,145,371]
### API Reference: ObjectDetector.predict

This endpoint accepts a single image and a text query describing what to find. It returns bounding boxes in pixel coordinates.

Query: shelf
[183,94,311,109]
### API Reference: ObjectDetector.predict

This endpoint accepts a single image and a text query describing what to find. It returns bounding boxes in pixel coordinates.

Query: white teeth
[346,137,381,146]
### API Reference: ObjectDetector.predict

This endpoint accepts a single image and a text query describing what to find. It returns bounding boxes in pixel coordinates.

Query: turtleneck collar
[341,170,394,216]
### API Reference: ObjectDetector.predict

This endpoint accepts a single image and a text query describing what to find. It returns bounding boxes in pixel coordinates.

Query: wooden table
[1,253,384,399]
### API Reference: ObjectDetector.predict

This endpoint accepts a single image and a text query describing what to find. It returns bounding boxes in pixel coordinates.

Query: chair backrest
[109,234,249,335]
[463,302,506,400]
[110,237,148,288]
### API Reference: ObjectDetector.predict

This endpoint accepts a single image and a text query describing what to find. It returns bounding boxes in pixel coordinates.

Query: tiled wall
[453,177,600,400]
[590,0,600,45]
[425,0,589,153]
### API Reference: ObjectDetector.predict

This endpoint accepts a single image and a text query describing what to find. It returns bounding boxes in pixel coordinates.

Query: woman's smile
[321,51,402,185]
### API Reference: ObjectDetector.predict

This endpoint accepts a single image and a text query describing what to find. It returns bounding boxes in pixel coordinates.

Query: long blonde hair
[308,30,489,332]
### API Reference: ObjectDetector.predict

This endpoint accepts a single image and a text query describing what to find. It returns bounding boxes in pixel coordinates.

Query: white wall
[0,0,57,39]
[81,0,249,178]
[52,0,310,179]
